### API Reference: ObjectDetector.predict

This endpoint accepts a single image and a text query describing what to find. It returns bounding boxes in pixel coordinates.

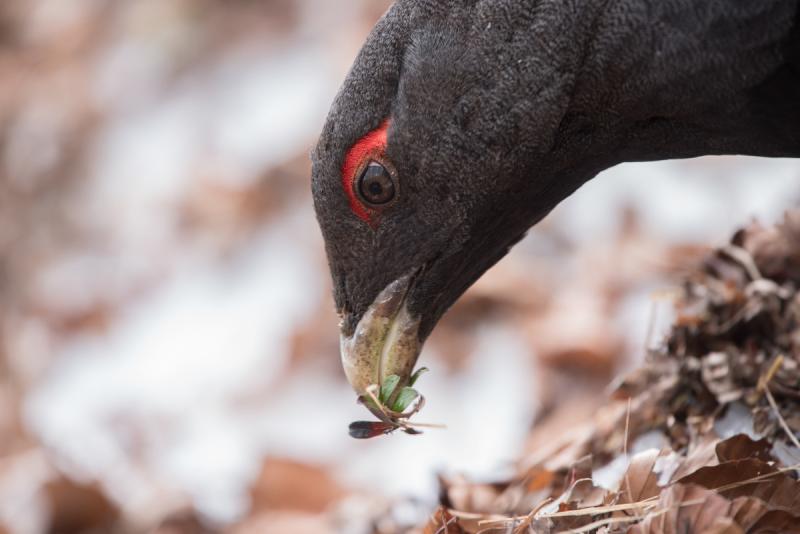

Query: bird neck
[551,0,800,173]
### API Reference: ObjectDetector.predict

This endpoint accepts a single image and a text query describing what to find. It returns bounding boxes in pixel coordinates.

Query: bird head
[311,2,597,395]
[311,0,800,399]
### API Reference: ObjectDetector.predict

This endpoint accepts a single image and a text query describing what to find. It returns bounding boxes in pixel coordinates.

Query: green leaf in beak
[409,367,429,387]
[392,387,419,413]
[380,374,401,403]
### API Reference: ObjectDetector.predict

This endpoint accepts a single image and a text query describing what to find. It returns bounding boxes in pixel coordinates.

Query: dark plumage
[311,0,800,395]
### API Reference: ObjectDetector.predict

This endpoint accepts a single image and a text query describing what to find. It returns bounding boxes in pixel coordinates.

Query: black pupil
[358,162,395,205]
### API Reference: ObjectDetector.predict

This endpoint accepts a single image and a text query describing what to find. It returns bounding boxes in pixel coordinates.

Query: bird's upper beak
[339,272,422,395]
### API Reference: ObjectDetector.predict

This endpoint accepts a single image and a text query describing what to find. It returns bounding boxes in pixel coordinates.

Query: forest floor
[417,211,800,534]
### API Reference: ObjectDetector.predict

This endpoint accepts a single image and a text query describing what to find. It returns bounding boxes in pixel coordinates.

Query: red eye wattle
[342,119,390,223]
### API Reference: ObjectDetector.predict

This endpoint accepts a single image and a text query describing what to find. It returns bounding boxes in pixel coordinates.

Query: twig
[622,397,633,508]
[644,299,658,352]
[559,513,647,534]
[363,384,445,431]
[558,498,707,533]
[623,397,631,457]
[712,463,800,494]
[434,508,458,534]
[754,354,800,449]
[765,386,800,449]
[504,497,553,534]
[480,463,800,527]
[756,355,784,393]
[479,499,659,526]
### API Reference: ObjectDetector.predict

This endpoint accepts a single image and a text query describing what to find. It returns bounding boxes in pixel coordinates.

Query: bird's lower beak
[339,273,422,395]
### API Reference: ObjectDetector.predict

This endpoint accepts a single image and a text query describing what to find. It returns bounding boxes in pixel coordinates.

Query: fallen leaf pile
[419,211,800,534]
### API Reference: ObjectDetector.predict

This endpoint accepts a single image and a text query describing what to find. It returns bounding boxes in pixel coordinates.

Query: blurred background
[0,1,798,533]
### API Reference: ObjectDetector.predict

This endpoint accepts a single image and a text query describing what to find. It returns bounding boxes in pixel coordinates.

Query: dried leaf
[677,458,775,495]
[421,507,467,534]
[715,434,773,463]
[617,449,670,504]
[43,476,120,534]
[667,437,719,483]
[440,474,507,515]
[152,509,218,534]
[231,511,335,534]
[249,458,344,514]
[628,483,740,534]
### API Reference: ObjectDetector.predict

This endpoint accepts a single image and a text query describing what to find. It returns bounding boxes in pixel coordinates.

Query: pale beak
[339,273,422,395]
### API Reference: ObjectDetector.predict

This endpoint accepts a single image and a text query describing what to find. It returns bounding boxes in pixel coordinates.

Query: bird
[311,0,800,398]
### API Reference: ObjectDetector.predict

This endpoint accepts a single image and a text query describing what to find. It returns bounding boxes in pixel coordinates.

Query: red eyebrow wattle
[342,119,390,223]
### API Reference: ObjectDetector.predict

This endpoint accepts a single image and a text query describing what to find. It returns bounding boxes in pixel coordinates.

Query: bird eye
[357,161,396,206]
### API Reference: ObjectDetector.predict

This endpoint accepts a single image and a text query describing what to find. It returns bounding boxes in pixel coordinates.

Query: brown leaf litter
[418,210,800,534]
